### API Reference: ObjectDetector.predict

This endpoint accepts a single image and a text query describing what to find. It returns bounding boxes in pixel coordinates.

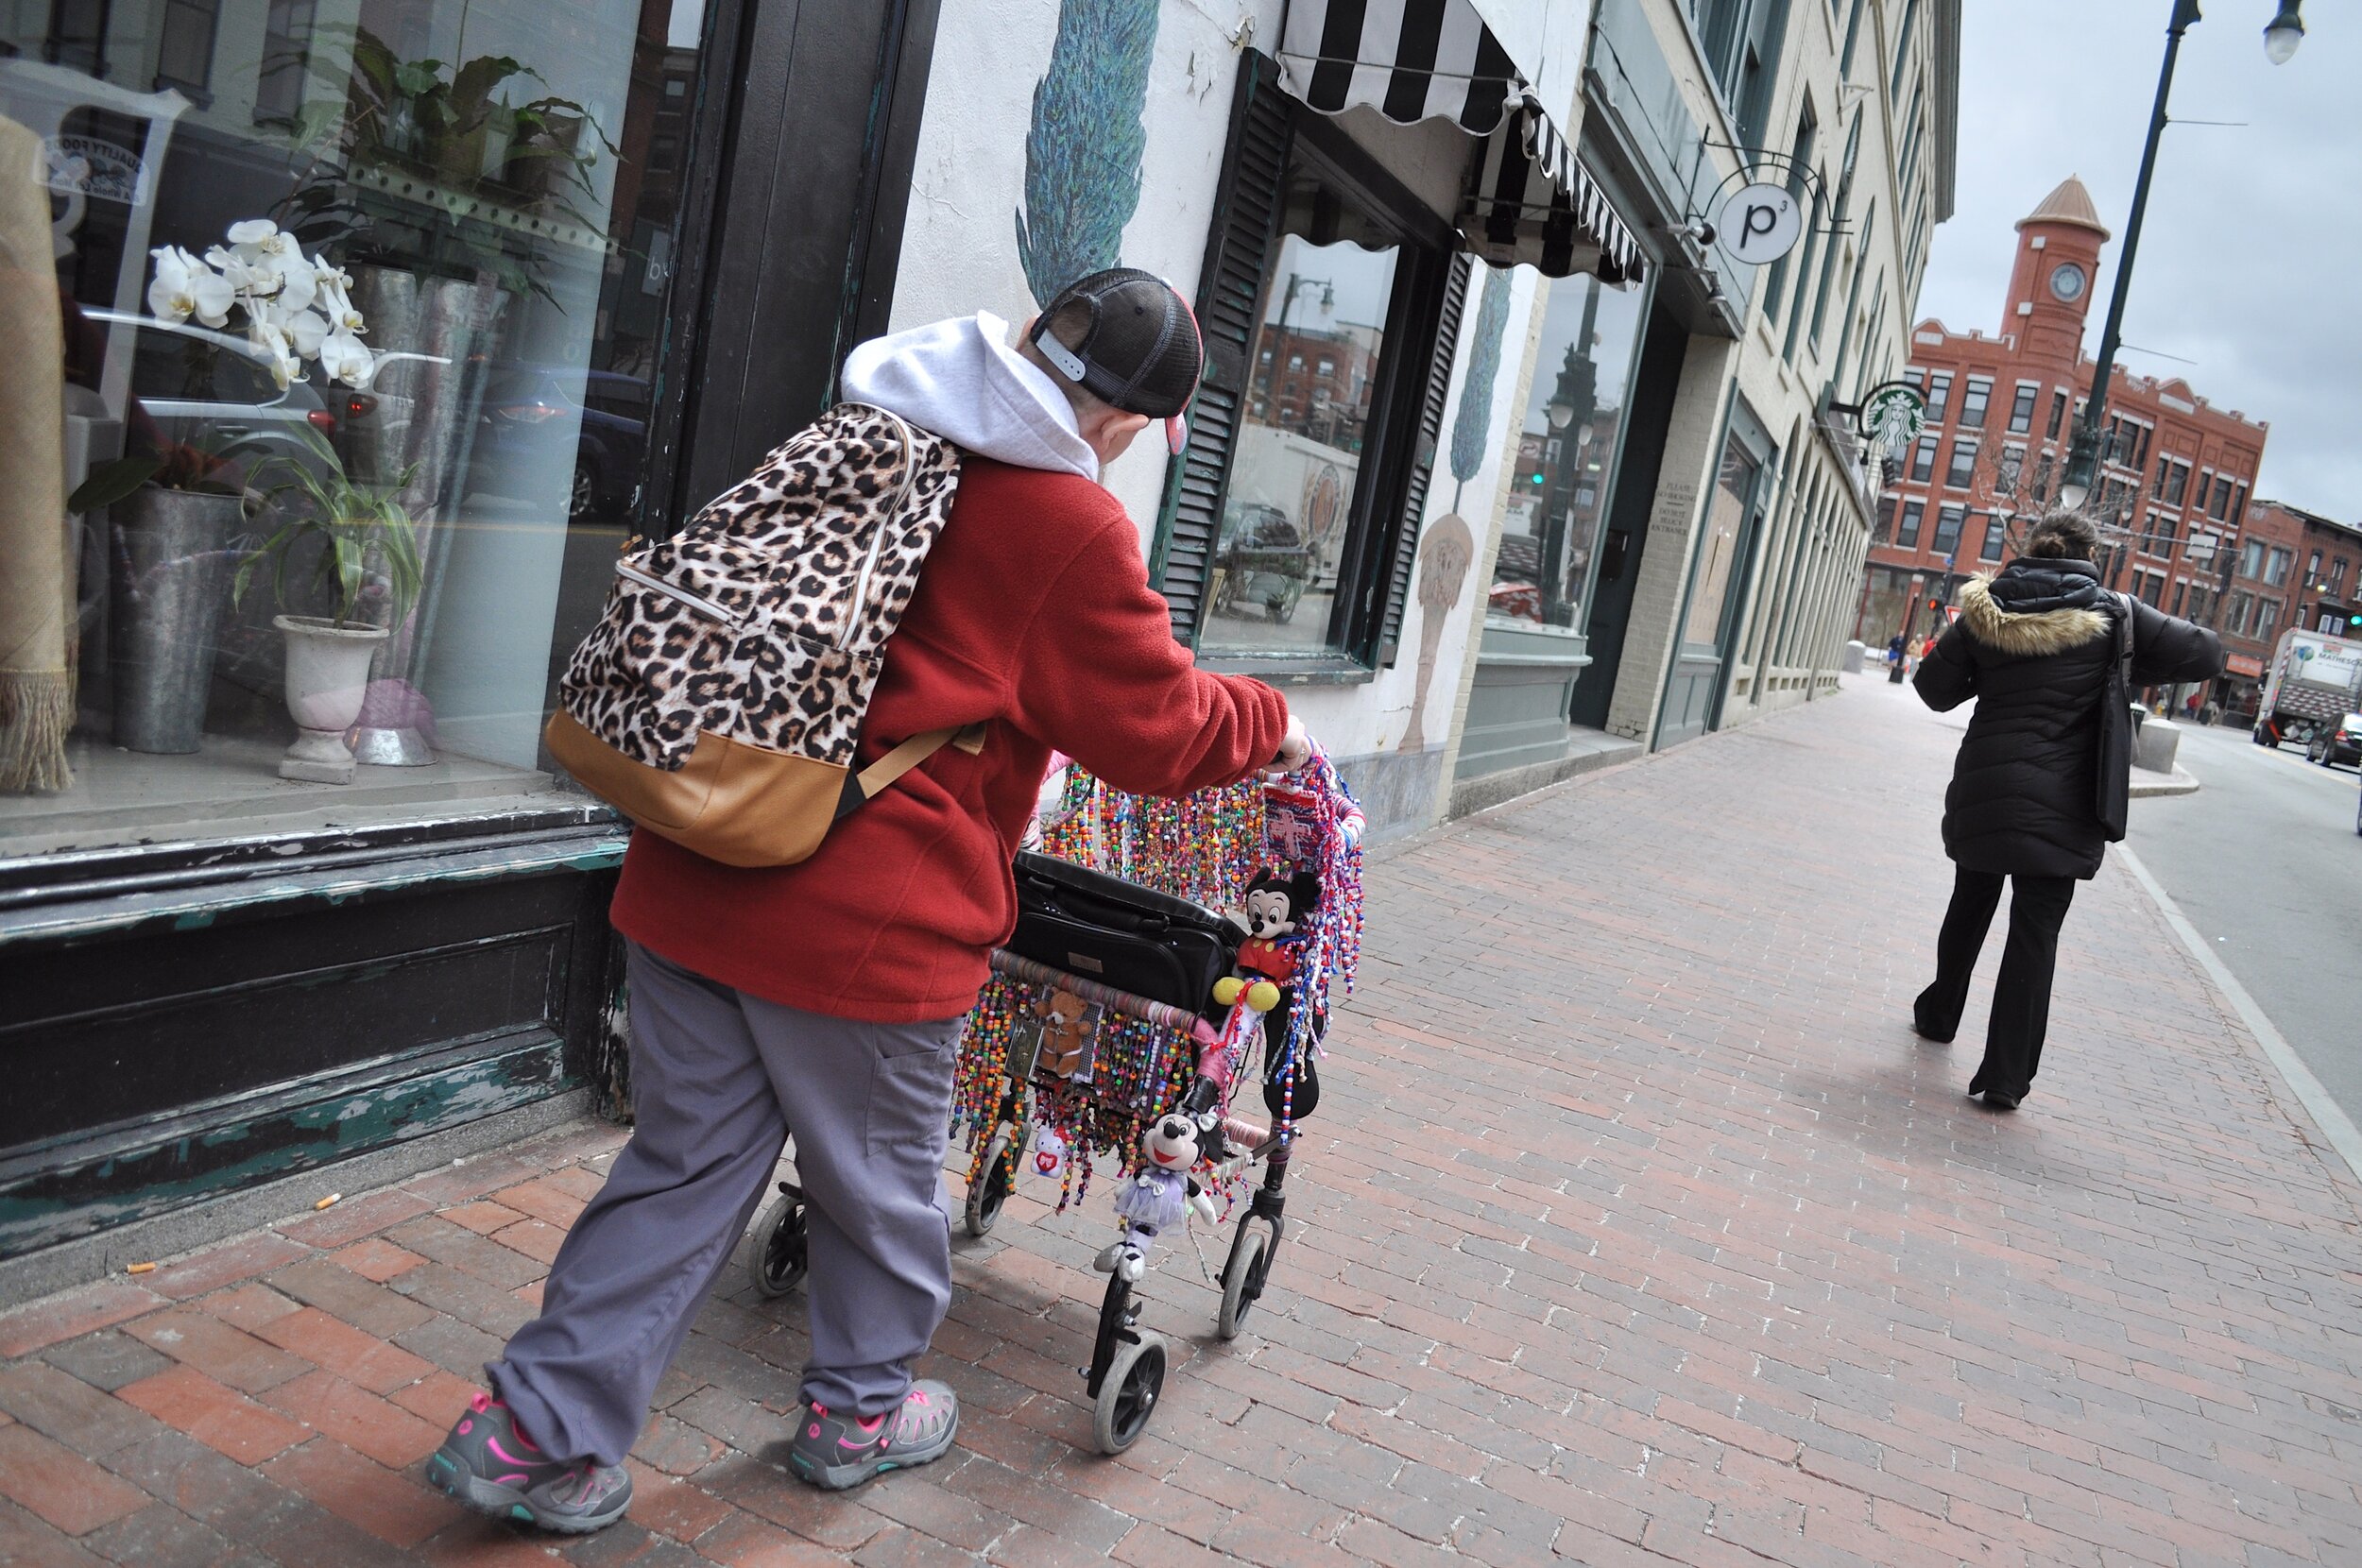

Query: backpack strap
[834,722,991,821]
[2113,590,2136,687]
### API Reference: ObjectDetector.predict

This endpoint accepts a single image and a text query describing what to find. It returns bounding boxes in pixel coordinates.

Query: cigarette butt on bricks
[314,1194,342,1210]
[126,1262,156,1274]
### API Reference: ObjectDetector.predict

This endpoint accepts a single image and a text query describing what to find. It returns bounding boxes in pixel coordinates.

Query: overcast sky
[1913,0,2355,516]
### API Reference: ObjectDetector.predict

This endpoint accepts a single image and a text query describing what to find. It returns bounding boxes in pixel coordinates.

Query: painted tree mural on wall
[1015,0,1160,307]
[1448,266,1516,510]
[1402,266,1514,753]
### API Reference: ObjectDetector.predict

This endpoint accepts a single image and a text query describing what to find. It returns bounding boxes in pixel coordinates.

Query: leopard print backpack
[544,401,985,866]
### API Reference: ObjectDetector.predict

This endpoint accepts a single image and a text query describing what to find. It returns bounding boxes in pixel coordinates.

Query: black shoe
[1980,1090,2020,1111]
[1911,1019,1955,1044]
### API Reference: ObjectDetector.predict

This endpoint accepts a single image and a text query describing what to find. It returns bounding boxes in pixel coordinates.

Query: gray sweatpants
[487,940,963,1466]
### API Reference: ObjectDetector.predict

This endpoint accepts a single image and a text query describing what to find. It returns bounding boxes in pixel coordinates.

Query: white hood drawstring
[838,312,1098,482]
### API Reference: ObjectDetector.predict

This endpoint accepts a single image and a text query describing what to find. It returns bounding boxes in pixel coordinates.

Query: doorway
[1566,301,1689,730]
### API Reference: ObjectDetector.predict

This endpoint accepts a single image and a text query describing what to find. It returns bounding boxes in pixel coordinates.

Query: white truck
[2252,628,2362,750]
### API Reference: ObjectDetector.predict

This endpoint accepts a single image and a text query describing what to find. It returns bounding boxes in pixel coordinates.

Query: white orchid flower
[319,331,375,389]
[147,246,232,328]
[274,304,330,360]
[206,245,282,299]
[225,217,281,247]
[247,315,301,389]
[268,251,319,315]
[312,255,367,336]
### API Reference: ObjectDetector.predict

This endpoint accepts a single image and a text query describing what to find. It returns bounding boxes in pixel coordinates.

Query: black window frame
[1908,436,1936,485]
[1924,371,1952,425]
[1943,435,1977,488]
[1977,511,2006,562]
[1958,375,1991,431]
[1894,498,1924,549]
[1931,502,1964,556]
[2045,389,2066,439]
[2007,383,2037,435]
[1152,50,1464,681]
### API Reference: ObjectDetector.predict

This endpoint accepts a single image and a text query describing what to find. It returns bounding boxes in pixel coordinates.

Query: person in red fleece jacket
[427,271,1304,1527]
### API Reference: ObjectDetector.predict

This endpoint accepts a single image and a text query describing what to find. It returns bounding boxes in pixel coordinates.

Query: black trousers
[1914,866,2077,1099]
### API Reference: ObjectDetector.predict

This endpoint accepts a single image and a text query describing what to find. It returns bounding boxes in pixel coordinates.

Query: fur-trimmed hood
[1958,562,2111,657]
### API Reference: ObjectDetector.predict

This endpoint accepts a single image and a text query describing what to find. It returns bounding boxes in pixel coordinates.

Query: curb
[2129,764,2200,799]
[2114,842,2362,1186]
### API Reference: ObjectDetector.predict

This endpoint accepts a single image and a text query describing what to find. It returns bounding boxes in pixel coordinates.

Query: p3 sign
[1716,183,1803,264]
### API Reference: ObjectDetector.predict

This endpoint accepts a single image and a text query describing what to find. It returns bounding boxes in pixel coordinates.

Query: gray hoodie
[838,311,1098,482]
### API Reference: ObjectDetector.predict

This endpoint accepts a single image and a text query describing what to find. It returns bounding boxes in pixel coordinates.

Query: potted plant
[236,426,422,784]
[68,436,261,755]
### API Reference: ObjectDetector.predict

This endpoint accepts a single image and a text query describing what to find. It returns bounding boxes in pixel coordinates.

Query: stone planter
[109,486,243,754]
[273,615,388,784]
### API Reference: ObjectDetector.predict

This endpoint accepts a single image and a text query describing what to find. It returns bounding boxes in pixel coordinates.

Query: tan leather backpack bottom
[545,710,841,867]
[545,710,985,868]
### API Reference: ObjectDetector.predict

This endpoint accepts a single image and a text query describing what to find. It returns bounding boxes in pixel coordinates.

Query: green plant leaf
[66,454,163,514]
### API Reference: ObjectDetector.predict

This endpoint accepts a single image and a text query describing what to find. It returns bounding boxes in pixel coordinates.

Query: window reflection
[1201,164,1400,658]
[2,0,705,844]
[1490,273,1642,630]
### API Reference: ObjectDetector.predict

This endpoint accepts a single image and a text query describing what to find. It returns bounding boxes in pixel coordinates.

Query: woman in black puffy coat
[1911,512,2222,1110]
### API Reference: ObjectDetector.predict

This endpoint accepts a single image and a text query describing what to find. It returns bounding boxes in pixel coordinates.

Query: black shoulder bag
[1007,851,1241,1014]
[2096,591,2137,842]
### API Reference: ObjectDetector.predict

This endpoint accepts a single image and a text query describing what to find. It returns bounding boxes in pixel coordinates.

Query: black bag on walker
[1009,851,1239,1014]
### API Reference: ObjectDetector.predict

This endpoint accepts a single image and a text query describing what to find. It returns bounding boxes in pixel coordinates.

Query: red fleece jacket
[608,456,1290,1022]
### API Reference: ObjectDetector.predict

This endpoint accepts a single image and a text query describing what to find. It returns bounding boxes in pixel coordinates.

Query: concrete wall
[885,1,1555,839]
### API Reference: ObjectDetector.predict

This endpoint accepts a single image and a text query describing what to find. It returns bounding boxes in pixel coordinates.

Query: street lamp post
[2057,0,2305,512]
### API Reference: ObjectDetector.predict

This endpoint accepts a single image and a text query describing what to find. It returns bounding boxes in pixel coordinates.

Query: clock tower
[2003,175,2109,373]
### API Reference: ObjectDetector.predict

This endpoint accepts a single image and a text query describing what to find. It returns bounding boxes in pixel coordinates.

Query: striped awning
[1275,0,1645,285]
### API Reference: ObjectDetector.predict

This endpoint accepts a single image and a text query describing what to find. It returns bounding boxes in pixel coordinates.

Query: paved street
[2125,723,2362,1126]
[4,675,2360,1568]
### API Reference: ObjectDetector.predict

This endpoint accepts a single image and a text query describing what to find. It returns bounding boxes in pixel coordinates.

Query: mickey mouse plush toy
[1093,1114,1217,1282]
[1214,867,1324,1120]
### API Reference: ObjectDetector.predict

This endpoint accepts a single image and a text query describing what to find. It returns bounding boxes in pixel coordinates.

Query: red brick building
[2211,500,2362,712]
[1857,177,2270,659]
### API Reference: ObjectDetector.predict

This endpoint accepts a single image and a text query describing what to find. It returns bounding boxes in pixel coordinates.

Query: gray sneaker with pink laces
[424,1391,631,1532]
[786,1379,960,1490]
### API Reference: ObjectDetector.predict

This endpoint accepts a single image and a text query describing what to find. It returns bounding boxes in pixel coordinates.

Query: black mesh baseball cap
[1027,268,1204,454]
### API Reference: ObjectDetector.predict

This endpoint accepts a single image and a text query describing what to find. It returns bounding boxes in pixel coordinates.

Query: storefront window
[1488,272,1644,630]
[3,0,708,850]
[1200,162,1401,658]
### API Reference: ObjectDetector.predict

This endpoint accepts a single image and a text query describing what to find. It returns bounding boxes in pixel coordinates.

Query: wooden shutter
[1372,250,1472,668]
[1151,51,1292,646]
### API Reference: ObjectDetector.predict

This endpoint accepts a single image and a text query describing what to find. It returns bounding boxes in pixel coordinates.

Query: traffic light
[1927,598,1942,614]
[1530,471,1547,486]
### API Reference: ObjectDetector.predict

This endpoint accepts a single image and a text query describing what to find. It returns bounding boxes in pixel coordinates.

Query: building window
[1924,372,1951,425]
[2266,548,2293,588]
[1692,0,1795,149]
[2165,461,2189,507]
[8,0,716,855]
[2231,484,2248,526]
[2171,582,2187,617]
[2335,557,2351,594]
[155,0,222,98]
[2046,388,2067,439]
[1761,105,1818,328]
[1489,273,1649,631]
[1894,499,1925,549]
[2239,539,2264,580]
[1172,58,1463,668]
[2227,592,2251,636]
[1978,514,2006,562]
[1910,436,1937,484]
[1932,503,1964,555]
[2205,475,2230,520]
[2258,598,2282,637]
[1958,376,1992,431]
[255,0,317,124]
[2308,550,2322,581]
[1944,437,1977,488]
[2007,383,2037,435]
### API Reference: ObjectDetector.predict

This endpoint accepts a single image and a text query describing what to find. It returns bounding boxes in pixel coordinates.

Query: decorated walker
[743,748,1364,1453]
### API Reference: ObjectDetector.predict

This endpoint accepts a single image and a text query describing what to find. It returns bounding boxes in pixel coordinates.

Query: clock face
[2050,263,2087,301]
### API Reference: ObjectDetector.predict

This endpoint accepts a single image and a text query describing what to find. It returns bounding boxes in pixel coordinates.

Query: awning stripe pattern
[1275,0,1644,285]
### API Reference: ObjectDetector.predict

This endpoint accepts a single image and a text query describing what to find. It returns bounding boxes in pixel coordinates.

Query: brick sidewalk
[5,676,2359,1568]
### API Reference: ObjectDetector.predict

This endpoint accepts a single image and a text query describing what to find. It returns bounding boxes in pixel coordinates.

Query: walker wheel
[965,1133,1014,1238]
[746,1185,808,1298]
[1092,1332,1167,1454]
[1217,1223,1272,1341]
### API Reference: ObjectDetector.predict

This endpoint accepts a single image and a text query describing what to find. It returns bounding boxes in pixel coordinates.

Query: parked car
[1210,502,1315,624]
[472,364,649,522]
[2304,712,2362,769]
